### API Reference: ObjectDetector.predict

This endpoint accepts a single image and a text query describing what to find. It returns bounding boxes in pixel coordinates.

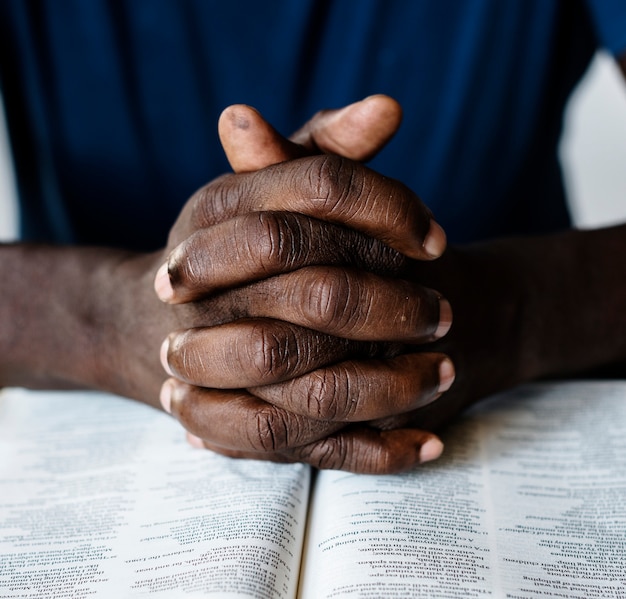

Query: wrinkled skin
[156,98,626,473]
[149,103,501,472]
[155,99,457,473]
[3,90,626,475]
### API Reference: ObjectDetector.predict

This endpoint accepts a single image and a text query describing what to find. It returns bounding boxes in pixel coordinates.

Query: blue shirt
[1,0,626,250]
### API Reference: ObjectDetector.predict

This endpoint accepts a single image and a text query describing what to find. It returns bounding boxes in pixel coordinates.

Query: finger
[290,94,403,162]
[218,96,402,173]
[218,104,308,173]
[224,267,452,342]
[287,426,444,473]
[160,379,344,452]
[160,319,384,388]
[155,211,407,303]
[186,425,445,475]
[249,353,455,421]
[189,154,446,260]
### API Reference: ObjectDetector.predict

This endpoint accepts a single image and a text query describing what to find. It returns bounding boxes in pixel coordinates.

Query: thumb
[218,95,402,173]
[291,94,402,161]
[218,105,307,173]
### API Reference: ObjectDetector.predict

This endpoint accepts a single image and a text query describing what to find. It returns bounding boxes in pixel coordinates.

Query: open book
[1,382,625,598]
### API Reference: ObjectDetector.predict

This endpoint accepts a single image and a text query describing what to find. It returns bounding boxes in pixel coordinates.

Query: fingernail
[186,433,205,449]
[154,262,174,302]
[419,437,444,463]
[160,337,174,376]
[438,357,455,393]
[423,220,446,259]
[435,298,453,338]
[160,379,174,413]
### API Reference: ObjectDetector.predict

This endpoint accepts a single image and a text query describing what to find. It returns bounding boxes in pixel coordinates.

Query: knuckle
[303,436,349,471]
[244,323,297,382]
[349,440,393,475]
[251,406,291,452]
[304,155,362,215]
[306,369,354,421]
[190,175,242,227]
[301,270,360,333]
[377,446,396,474]
[305,432,400,474]
[252,212,304,274]
[301,156,421,246]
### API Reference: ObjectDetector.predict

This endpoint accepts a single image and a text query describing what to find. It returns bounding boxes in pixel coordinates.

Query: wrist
[518,226,626,380]
[0,244,168,405]
[432,226,626,404]
[87,249,170,404]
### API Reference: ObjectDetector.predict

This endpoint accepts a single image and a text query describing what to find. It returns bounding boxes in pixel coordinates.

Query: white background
[1,51,626,241]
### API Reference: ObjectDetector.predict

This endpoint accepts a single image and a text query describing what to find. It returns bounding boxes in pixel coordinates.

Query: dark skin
[157,94,626,472]
[2,54,626,473]
[1,97,450,471]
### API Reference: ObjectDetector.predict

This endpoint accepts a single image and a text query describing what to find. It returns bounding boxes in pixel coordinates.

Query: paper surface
[2,382,625,598]
[0,390,309,599]
[298,382,626,598]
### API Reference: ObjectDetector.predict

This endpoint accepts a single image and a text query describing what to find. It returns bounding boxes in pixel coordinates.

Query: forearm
[427,223,626,402]
[518,224,626,379]
[0,243,166,405]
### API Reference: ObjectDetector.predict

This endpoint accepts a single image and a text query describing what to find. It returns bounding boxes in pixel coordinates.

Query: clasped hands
[154,97,456,474]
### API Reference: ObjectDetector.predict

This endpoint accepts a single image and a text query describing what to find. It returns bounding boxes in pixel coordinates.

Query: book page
[298,382,626,598]
[0,389,310,599]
